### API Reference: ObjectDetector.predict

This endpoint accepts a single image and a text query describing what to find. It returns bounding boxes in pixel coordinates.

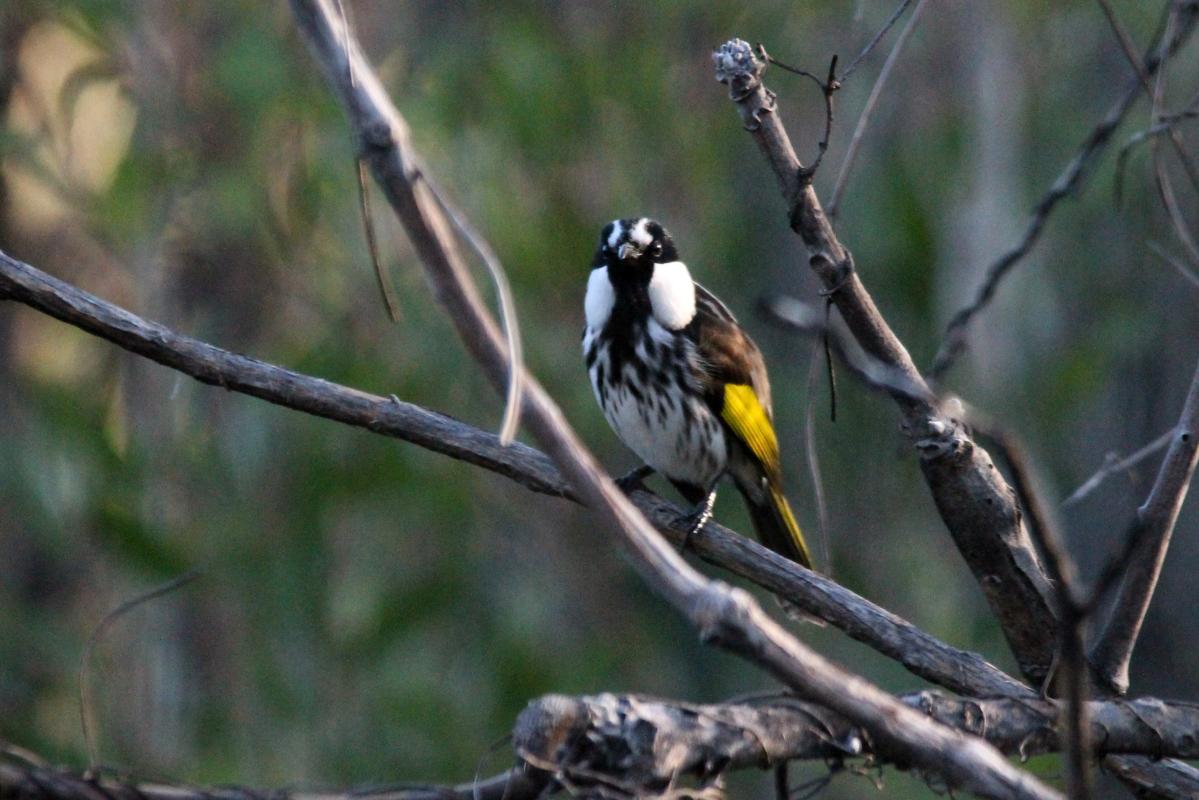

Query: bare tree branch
[826,0,928,219]
[0,248,571,499]
[714,38,1058,687]
[975,427,1093,799]
[1062,427,1175,508]
[928,2,1199,380]
[8,690,1199,800]
[0,753,548,800]
[287,4,1060,798]
[1104,757,1199,800]
[1091,357,1199,694]
[838,0,914,83]
[514,691,1199,780]
[1148,239,1199,290]
[1096,0,1199,196]
[0,248,1027,702]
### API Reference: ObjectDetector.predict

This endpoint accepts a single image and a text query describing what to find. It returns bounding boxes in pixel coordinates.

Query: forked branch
[714,38,1058,686]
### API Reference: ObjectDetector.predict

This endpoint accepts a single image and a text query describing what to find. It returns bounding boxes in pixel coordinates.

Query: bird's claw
[679,490,717,554]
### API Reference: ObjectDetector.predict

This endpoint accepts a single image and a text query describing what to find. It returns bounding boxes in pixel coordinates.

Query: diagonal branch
[927,2,1199,380]
[0,248,1026,702]
[1091,357,1199,694]
[826,0,928,218]
[714,38,1058,686]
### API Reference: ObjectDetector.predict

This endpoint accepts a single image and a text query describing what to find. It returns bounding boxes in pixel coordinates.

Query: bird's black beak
[617,243,642,262]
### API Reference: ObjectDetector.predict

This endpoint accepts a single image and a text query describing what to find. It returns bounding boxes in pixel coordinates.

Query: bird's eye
[651,242,664,258]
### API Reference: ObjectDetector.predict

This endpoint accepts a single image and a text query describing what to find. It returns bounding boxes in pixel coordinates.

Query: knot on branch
[713,39,776,131]
[910,414,970,462]
[513,694,739,795]
[514,694,592,768]
[691,581,755,647]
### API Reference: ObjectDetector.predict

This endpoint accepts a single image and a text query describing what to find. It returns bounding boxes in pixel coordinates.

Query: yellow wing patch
[721,383,780,476]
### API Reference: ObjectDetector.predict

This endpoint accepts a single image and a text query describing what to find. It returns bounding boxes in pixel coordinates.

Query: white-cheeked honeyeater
[582,217,813,569]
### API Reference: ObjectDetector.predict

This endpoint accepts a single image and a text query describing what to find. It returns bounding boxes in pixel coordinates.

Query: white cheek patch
[606,221,625,250]
[630,218,652,247]
[648,261,697,330]
[584,266,615,329]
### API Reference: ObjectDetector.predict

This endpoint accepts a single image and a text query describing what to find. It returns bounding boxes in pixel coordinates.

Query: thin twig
[1148,239,1199,290]
[804,342,833,575]
[335,0,401,322]
[1096,0,1199,195]
[1097,0,1199,266]
[330,0,523,446]
[357,158,403,322]
[78,571,201,769]
[1114,108,1199,208]
[419,173,525,446]
[839,0,915,82]
[826,0,928,219]
[762,295,935,406]
[1147,2,1199,282]
[757,49,840,178]
[928,3,1199,380]
[1062,427,1175,508]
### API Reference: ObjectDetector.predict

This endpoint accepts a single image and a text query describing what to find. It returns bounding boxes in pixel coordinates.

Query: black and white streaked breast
[582,220,727,490]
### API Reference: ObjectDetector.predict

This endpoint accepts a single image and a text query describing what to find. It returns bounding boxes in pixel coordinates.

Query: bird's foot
[615,465,654,494]
[679,490,717,554]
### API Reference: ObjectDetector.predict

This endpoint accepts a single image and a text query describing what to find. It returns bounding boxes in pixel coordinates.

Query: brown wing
[685,283,773,418]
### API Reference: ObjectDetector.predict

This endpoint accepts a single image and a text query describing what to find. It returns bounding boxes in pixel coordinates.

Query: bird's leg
[615,464,655,493]
[679,489,717,554]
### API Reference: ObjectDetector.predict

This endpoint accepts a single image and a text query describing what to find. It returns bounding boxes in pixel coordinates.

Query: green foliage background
[1,2,1197,797]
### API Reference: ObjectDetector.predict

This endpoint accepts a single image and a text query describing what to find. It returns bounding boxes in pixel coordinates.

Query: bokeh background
[2,2,1197,797]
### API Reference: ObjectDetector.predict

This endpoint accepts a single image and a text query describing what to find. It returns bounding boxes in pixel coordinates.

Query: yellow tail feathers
[770,486,813,569]
[721,383,813,569]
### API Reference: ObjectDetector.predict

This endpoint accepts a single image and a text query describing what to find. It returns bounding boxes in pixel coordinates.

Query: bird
[582,217,813,569]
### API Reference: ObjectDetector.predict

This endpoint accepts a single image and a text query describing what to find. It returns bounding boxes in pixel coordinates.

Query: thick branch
[714,39,1057,685]
[1091,358,1199,694]
[514,691,1199,786]
[1103,756,1199,800]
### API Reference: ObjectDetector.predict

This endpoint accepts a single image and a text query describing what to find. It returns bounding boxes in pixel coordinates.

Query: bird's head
[593,218,679,281]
